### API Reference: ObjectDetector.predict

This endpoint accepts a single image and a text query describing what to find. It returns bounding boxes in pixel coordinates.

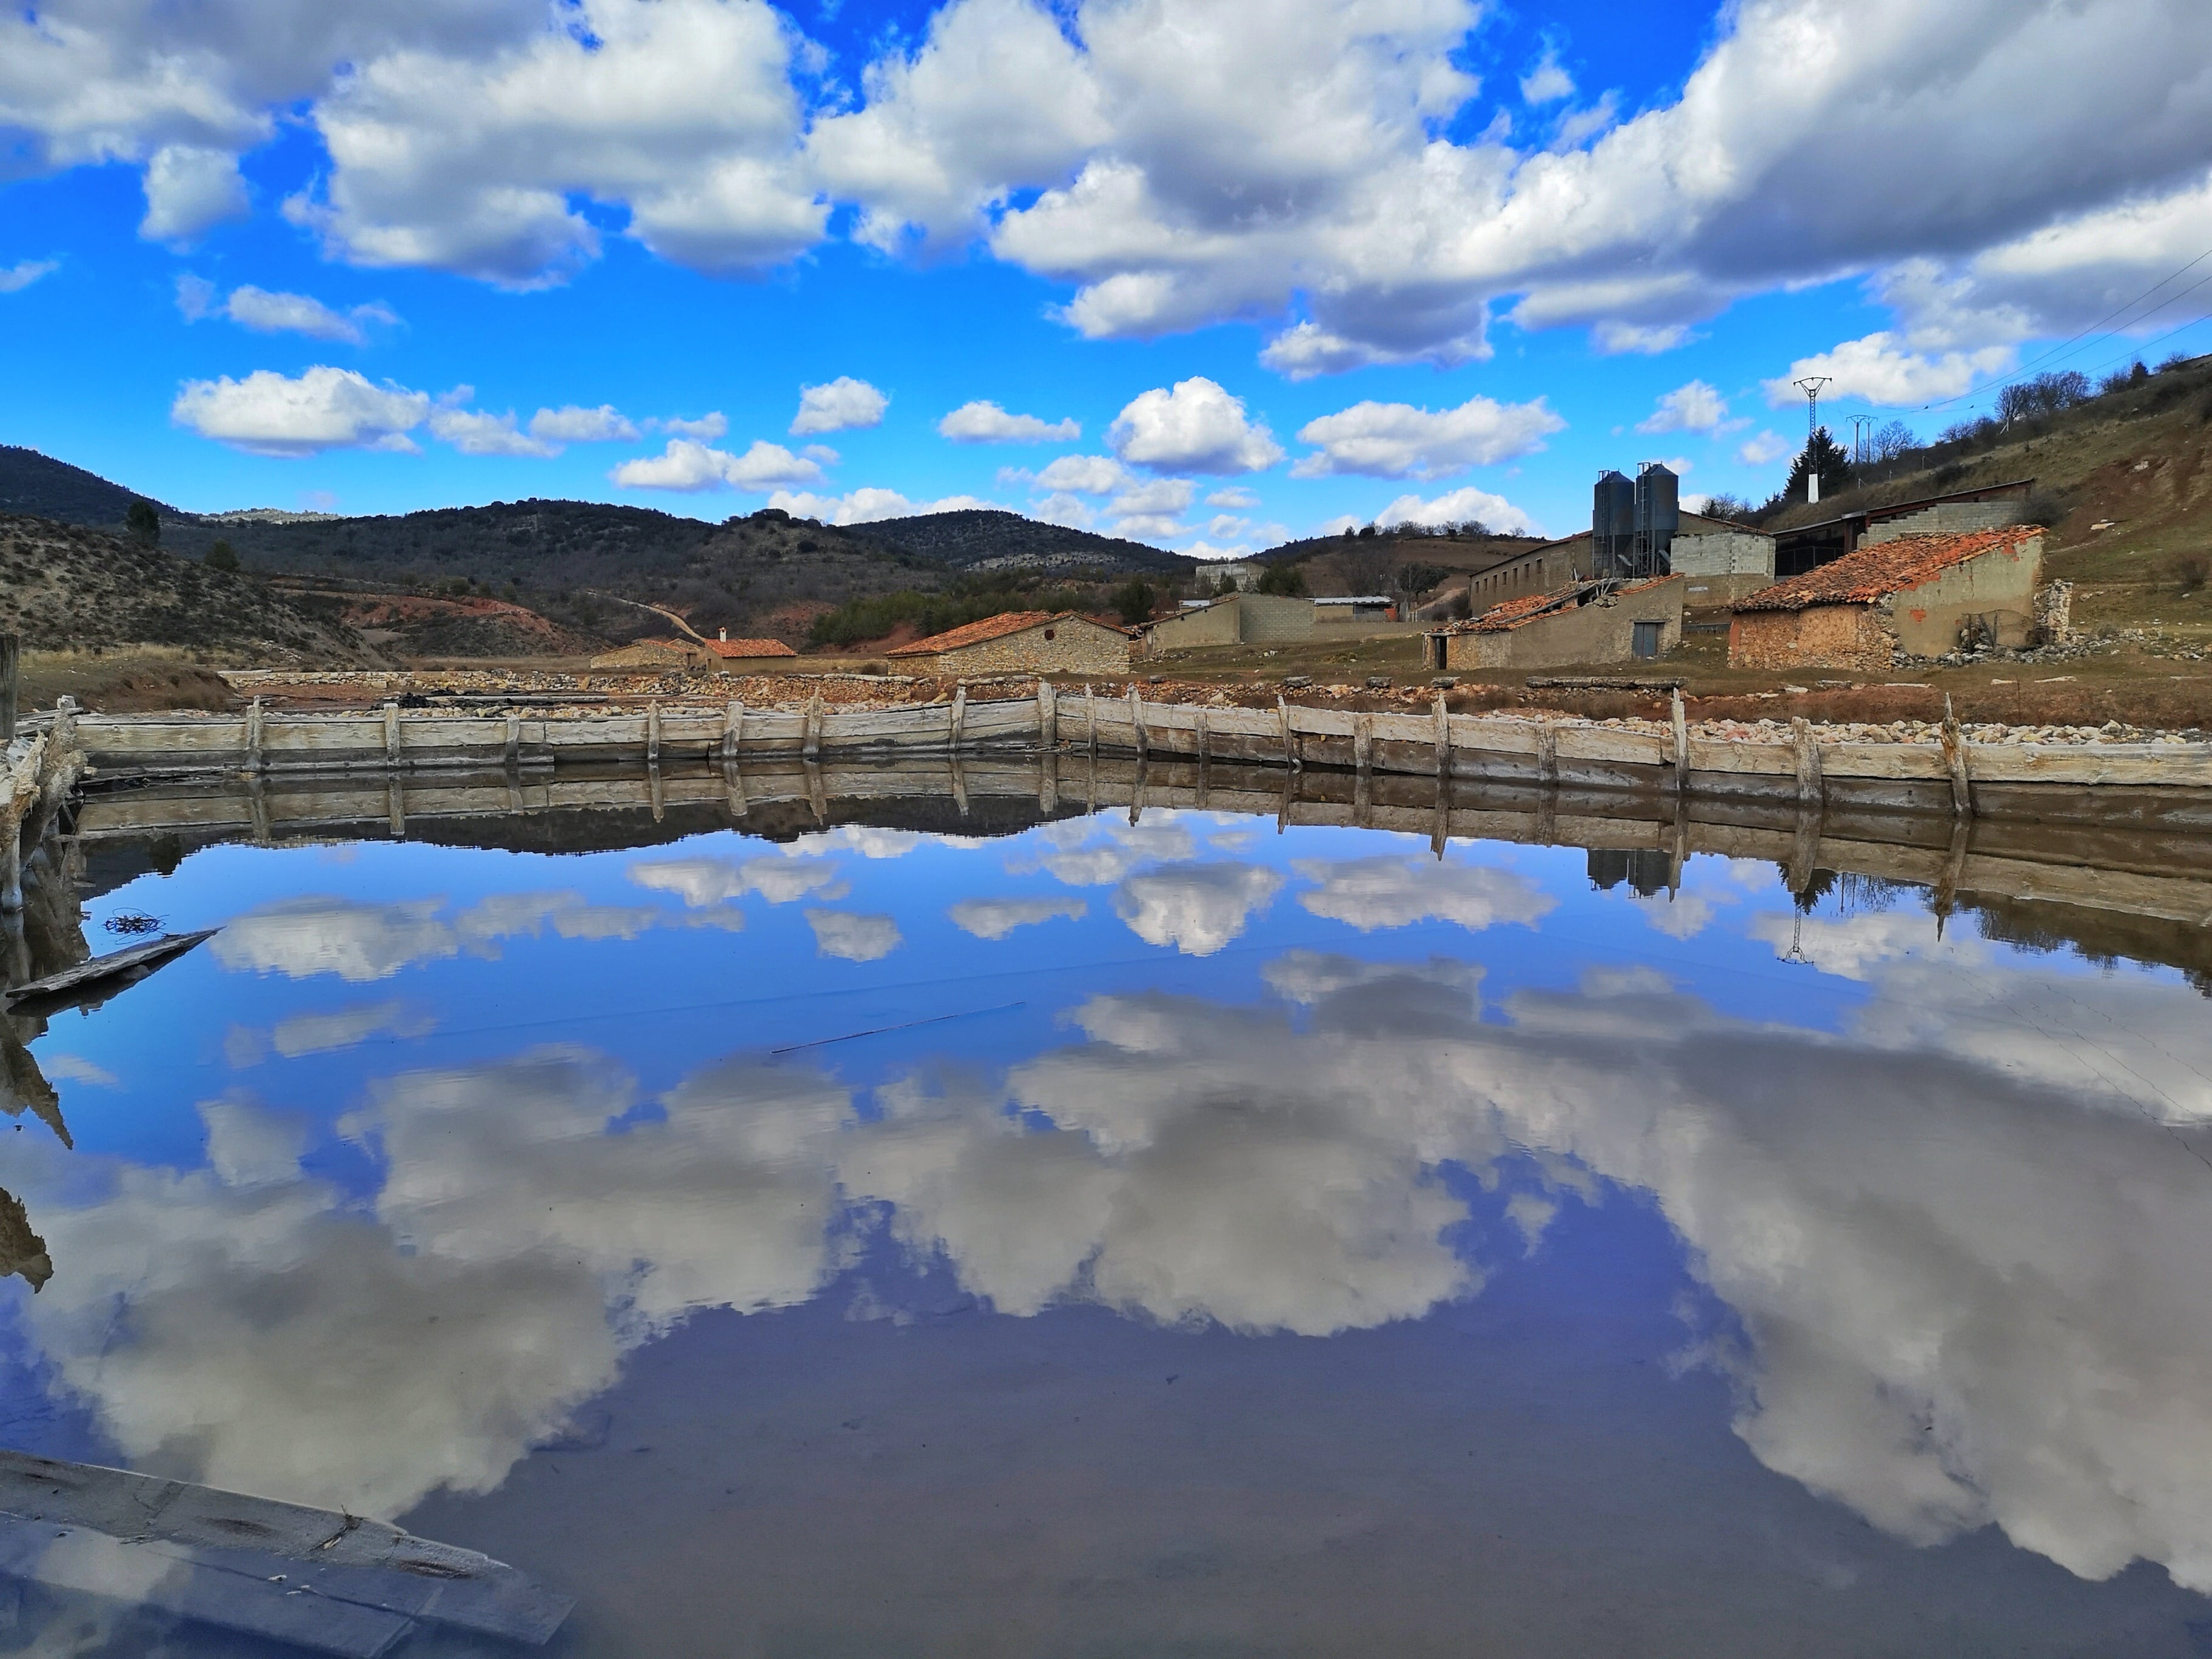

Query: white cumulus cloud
[1764,332,2017,407]
[0,259,59,293]
[767,486,999,525]
[429,404,559,458]
[1376,487,1541,536]
[1636,379,1732,435]
[612,438,825,492]
[140,144,249,241]
[1738,431,1792,466]
[937,401,1081,443]
[172,366,434,457]
[1292,394,1564,480]
[791,376,890,435]
[1108,378,1282,475]
[530,404,638,443]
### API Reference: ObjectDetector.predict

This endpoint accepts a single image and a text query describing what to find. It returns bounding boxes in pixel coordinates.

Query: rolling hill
[840,509,1191,575]
[0,447,179,527]
[0,515,374,663]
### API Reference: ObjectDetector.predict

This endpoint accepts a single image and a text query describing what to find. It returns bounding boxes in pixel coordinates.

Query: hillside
[0,515,375,663]
[1758,354,2212,636]
[843,509,1190,575]
[0,447,180,527]
[157,500,951,646]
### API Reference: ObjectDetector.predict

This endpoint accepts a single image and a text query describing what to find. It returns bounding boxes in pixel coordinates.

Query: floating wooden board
[2,930,216,1008]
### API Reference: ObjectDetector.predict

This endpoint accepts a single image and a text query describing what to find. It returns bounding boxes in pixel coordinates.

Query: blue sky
[4,0,2210,555]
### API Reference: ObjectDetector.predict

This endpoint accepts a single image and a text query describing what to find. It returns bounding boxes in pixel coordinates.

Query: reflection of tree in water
[1969,896,2212,1000]
[0,1185,51,1292]
[1777,867,1920,917]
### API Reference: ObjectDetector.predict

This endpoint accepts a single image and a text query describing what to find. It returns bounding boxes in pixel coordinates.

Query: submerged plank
[3,930,216,1008]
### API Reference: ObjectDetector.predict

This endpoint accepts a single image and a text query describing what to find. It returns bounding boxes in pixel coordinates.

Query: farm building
[890,610,1131,676]
[1142,592,1315,654]
[705,634,799,672]
[1728,528,2045,672]
[1424,577,1686,671]
[1671,529,1777,607]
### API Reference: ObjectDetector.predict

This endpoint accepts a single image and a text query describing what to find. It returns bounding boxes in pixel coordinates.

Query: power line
[1914,239,2212,415]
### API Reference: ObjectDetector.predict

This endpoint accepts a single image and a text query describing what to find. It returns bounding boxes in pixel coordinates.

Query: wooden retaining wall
[61,759,2212,936]
[51,683,2212,824]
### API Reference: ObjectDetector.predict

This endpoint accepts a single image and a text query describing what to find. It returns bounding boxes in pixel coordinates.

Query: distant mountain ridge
[843,508,1191,575]
[0,446,181,526]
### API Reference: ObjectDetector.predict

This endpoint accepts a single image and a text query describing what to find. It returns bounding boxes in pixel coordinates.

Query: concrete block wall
[1858,501,2019,546]
[1671,530,1775,578]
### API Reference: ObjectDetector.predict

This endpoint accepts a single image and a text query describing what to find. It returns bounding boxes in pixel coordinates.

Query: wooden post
[1671,688,1689,782]
[1084,683,1098,757]
[244,697,265,774]
[0,632,17,743]
[722,700,743,761]
[647,700,663,764]
[1194,706,1209,768]
[1537,723,1558,787]
[1432,695,1450,779]
[504,712,521,768]
[387,777,405,839]
[1127,685,1147,762]
[1277,695,1300,770]
[1353,712,1373,776]
[804,691,825,759]
[949,683,967,751]
[1037,678,1057,751]
[1940,711,1973,818]
[1790,716,1824,805]
[383,702,401,766]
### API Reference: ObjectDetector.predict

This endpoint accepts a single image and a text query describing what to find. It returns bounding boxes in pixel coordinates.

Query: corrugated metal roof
[1733,528,2040,612]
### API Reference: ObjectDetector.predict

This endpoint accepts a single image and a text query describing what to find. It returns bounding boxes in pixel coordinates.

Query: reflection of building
[1587,848,1672,897]
[890,610,1132,676]
[1729,528,2045,671]
[1425,577,1685,671]
[0,1185,51,1292]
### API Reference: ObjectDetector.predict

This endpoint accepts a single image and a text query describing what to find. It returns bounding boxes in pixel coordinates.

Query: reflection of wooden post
[0,633,17,743]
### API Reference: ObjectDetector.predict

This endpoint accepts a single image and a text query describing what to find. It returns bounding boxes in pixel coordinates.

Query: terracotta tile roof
[1734,528,2040,612]
[886,610,1066,656]
[705,637,796,658]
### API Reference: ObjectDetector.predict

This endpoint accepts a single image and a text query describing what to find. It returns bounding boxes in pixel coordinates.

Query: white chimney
[719,627,728,641]
[1808,473,1820,505]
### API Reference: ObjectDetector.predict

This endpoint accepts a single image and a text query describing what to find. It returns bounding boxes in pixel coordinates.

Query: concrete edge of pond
[0,1449,572,1654]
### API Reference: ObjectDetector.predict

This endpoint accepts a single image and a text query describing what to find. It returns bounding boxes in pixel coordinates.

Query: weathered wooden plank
[1554,725,1670,767]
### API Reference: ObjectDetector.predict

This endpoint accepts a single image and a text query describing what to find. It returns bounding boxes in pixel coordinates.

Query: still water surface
[5,786,2212,1655]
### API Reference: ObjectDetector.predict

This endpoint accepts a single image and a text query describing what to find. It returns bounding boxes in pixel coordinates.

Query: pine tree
[1785,428,1852,503]
[126,500,160,545]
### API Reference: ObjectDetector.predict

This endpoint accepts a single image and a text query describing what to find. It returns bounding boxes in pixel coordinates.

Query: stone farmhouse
[890,611,1131,676]
[705,634,798,672]
[1425,576,1686,671]
[1728,527,2046,672]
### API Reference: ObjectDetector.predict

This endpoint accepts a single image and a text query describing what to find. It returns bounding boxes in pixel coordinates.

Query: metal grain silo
[1593,471,1635,578]
[1634,462,1680,576]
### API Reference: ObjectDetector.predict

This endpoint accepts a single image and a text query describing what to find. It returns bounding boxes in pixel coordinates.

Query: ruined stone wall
[1448,579,1684,670]
[934,620,1130,677]
[1727,605,1893,673]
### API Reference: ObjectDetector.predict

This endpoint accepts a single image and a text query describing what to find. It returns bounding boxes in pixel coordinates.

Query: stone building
[891,610,1131,676]
[1728,527,2045,672]
[1142,592,1315,653]
[1424,577,1686,671]
[1670,529,1777,607]
[705,634,797,673]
